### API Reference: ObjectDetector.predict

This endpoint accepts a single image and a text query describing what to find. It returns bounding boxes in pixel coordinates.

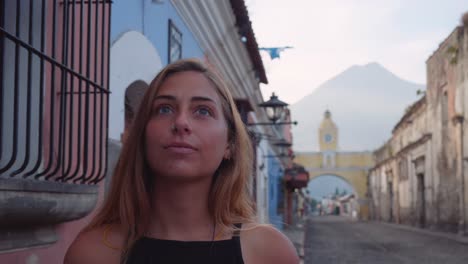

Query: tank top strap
[232,223,243,263]
[233,223,242,236]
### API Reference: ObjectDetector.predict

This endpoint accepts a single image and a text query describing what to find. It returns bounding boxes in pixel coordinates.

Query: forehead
[156,71,222,103]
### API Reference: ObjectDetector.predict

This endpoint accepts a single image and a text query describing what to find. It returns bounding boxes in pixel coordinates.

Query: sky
[245,0,467,104]
[307,175,355,200]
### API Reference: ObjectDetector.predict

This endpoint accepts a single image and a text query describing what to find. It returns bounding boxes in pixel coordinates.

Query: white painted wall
[109,31,163,140]
[257,139,270,224]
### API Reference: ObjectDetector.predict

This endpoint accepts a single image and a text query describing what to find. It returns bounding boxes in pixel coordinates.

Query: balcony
[0,0,111,252]
[284,164,309,190]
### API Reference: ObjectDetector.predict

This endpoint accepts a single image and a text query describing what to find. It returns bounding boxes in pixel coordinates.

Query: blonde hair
[85,59,256,258]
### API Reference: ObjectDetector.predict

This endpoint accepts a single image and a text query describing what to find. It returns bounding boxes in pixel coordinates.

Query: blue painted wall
[268,154,284,230]
[111,0,203,64]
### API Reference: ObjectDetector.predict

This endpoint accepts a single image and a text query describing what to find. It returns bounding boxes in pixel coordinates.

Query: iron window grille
[0,0,112,185]
[168,19,182,64]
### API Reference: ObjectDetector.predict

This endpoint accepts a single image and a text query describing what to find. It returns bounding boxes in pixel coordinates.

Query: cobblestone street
[304,216,468,264]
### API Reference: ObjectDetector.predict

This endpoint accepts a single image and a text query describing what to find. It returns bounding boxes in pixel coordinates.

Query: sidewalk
[282,222,305,264]
[378,221,468,245]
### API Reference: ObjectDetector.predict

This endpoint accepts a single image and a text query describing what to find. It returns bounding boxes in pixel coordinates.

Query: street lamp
[263,152,295,159]
[247,93,298,126]
[273,138,292,149]
[260,93,287,123]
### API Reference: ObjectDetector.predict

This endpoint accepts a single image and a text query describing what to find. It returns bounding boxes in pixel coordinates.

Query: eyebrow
[153,95,216,104]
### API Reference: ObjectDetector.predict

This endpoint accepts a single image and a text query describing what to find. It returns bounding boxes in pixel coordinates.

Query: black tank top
[126,225,244,264]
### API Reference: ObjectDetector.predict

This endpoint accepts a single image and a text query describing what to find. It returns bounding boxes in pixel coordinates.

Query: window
[168,19,182,64]
[0,0,111,184]
[1,0,43,177]
[399,157,408,180]
[0,0,112,252]
[442,90,448,126]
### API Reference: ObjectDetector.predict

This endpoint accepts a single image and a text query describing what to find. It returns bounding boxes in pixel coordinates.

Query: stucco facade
[108,0,281,229]
[368,23,468,234]
[1,1,279,263]
[1,1,112,263]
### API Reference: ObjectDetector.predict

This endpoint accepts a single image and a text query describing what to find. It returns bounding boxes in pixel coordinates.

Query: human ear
[223,144,231,160]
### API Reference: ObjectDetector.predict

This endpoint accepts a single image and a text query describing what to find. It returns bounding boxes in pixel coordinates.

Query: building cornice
[392,95,427,134]
[306,167,372,172]
[171,0,265,100]
[370,133,432,170]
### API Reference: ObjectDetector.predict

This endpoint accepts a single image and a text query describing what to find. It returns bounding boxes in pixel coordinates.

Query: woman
[65,59,299,263]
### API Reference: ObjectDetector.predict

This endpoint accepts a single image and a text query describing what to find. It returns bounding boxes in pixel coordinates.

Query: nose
[172,111,192,134]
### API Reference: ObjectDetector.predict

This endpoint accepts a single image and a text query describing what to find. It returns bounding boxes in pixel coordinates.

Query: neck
[147,177,215,241]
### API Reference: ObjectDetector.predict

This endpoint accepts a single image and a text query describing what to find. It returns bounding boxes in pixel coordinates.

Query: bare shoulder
[64,224,124,264]
[240,223,300,264]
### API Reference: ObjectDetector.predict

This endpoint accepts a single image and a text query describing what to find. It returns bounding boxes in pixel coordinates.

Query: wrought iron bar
[24,0,46,178]
[64,0,85,181]
[66,0,112,3]
[1,0,111,184]
[0,0,21,174]
[74,0,93,183]
[36,0,58,179]
[0,0,4,162]
[0,30,108,93]
[61,0,77,179]
[62,0,80,180]
[247,121,298,126]
[93,0,106,182]
[93,1,110,183]
[89,0,100,181]
[92,0,112,183]
[11,0,35,176]
[45,0,70,180]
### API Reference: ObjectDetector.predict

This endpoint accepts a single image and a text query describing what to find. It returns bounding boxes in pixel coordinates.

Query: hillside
[290,62,425,151]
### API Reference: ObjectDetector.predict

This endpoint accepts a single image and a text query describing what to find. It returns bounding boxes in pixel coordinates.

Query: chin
[151,166,213,182]
[161,173,212,184]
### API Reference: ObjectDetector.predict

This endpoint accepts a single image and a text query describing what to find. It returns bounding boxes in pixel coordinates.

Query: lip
[164,142,197,154]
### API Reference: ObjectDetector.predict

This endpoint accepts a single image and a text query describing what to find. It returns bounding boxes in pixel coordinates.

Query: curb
[377,221,468,245]
[282,224,305,264]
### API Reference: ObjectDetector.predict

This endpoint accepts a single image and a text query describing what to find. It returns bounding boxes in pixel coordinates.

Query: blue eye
[157,105,173,115]
[195,107,212,117]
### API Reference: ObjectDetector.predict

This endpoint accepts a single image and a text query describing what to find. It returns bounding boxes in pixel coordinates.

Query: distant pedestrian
[65,59,299,264]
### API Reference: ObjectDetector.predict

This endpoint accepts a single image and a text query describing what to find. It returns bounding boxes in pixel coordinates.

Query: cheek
[144,121,162,152]
[144,123,153,145]
[204,126,229,156]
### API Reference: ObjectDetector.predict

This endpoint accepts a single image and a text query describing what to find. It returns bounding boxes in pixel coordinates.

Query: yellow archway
[308,173,360,197]
[308,170,367,199]
[295,151,374,219]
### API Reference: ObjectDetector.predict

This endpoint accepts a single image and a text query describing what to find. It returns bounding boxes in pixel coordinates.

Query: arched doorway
[308,174,358,218]
[109,30,163,140]
[121,80,149,142]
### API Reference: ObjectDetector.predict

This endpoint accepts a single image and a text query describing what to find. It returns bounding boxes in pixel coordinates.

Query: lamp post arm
[247,121,298,126]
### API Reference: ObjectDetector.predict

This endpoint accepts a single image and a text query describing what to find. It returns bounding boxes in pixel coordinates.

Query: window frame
[167,19,182,64]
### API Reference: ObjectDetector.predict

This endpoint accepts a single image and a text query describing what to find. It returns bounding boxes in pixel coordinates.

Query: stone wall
[427,26,466,232]
[368,24,468,234]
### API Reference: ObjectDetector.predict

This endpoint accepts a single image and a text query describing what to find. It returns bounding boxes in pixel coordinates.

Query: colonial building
[368,16,468,234]
[0,0,290,262]
[1,1,112,263]
[109,0,288,227]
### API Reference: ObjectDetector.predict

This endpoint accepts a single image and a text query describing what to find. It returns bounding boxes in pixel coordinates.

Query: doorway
[388,181,393,222]
[417,173,426,228]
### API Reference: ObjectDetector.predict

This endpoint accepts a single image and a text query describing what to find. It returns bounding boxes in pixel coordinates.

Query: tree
[310,198,317,212]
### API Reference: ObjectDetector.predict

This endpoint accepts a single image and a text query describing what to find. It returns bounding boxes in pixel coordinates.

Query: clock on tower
[319,110,338,151]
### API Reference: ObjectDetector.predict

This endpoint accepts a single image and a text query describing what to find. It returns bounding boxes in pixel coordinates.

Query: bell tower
[319,110,338,152]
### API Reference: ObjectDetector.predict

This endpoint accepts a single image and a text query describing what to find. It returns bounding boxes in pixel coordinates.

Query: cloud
[247,0,462,103]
